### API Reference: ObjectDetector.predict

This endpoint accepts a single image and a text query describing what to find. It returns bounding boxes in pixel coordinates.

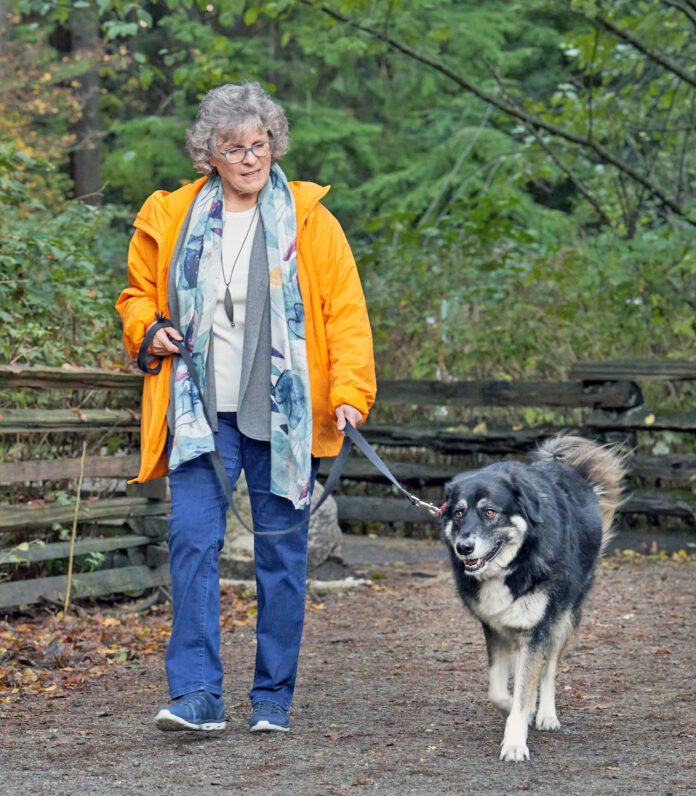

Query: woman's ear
[511,473,543,525]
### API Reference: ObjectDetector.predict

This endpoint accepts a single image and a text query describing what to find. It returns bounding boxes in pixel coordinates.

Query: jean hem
[170,685,223,700]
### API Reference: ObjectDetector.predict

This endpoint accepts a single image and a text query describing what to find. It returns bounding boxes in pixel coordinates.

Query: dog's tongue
[465,557,484,568]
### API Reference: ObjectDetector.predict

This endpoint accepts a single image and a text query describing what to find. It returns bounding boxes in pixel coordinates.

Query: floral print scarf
[169,165,313,509]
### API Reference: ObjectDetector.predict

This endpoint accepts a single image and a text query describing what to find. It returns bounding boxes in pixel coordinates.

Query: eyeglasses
[220,140,274,164]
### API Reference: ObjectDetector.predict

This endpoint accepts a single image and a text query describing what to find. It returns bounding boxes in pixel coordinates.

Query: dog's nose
[455,537,475,557]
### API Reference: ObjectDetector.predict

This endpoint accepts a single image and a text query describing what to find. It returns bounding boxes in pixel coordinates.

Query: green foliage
[360,196,695,378]
[5,0,695,378]
[0,146,129,366]
[103,116,194,203]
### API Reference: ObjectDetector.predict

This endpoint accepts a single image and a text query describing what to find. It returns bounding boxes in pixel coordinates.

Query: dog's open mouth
[463,541,504,572]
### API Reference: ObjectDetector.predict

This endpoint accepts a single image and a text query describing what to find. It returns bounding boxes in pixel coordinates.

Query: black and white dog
[441,435,625,762]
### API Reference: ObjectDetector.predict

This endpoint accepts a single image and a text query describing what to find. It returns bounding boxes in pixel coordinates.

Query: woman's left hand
[335,404,364,434]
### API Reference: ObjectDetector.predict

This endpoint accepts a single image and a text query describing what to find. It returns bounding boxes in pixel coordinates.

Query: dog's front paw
[500,741,530,762]
[535,713,561,731]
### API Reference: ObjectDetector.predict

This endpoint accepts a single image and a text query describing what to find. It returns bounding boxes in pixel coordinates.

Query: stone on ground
[219,475,343,578]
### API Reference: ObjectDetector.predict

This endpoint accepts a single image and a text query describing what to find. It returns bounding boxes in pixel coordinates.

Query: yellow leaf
[644,413,655,426]
[473,421,487,435]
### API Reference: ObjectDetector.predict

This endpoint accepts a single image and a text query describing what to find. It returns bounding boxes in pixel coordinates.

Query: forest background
[1,0,694,381]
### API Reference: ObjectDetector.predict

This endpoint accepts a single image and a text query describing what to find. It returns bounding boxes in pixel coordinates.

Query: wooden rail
[0,364,142,389]
[587,409,696,431]
[0,497,171,534]
[0,455,140,484]
[373,379,642,409]
[318,455,696,487]
[569,360,696,381]
[334,492,696,525]
[0,408,140,433]
[0,565,170,610]
[0,534,151,564]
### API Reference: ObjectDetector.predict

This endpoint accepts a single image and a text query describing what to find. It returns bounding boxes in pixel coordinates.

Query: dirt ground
[0,537,694,796]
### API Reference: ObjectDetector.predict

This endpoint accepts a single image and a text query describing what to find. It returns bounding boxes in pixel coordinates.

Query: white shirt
[213,205,260,411]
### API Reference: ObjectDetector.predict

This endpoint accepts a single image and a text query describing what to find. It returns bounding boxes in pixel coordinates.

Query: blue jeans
[166,413,318,710]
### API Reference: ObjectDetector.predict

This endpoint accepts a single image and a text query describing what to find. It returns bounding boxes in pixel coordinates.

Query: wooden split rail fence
[0,360,694,610]
[0,366,169,611]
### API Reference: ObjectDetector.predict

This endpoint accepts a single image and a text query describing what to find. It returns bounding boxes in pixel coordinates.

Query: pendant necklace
[221,203,259,327]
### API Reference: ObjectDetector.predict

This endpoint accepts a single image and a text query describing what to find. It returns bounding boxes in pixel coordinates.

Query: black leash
[138,315,442,535]
[340,424,444,518]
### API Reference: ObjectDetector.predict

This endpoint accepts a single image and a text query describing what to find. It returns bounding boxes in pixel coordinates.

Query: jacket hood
[133,177,207,241]
[288,180,331,227]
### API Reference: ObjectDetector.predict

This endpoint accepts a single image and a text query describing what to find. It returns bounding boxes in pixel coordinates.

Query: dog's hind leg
[483,625,513,715]
[500,643,544,762]
[535,611,574,731]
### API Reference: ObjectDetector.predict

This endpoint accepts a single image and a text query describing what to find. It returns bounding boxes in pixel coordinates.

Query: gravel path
[1,541,694,796]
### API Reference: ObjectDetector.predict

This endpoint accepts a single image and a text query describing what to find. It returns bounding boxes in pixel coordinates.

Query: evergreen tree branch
[677,89,696,201]
[488,69,614,228]
[530,129,614,228]
[661,0,696,27]
[302,1,695,225]
[594,13,696,88]
[418,107,492,227]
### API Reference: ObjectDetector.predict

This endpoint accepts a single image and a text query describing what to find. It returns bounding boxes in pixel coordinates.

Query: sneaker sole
[155,709,226,732]
[250,720,290,733]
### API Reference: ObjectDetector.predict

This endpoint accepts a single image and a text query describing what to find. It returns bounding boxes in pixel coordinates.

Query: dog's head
[441,466,542,579]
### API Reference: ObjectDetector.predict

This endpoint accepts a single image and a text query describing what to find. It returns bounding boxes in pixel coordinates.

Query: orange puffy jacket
[116,176,376,483]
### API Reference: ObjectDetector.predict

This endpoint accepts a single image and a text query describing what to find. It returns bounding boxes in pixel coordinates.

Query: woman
[116,82,376,733]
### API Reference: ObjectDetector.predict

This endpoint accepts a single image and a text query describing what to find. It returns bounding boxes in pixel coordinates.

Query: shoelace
[177,690,217,719]
[253,700,287,717]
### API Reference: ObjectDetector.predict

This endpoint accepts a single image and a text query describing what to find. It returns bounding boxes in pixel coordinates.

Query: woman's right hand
[147,321,183,356]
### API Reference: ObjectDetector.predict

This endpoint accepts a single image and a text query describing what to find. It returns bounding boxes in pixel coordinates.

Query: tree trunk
[70,7,102,206]
[0,1,10,46]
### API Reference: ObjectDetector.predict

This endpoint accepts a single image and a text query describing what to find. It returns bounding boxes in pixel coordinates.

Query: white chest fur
[472,580,548,632]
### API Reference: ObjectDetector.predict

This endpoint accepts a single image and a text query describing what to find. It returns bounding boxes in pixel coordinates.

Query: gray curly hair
[186,82,289,175]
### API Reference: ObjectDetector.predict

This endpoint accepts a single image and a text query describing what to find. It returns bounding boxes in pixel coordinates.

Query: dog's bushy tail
[533,435,627,553]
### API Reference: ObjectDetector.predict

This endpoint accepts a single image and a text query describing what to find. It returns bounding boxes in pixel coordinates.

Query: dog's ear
[442,480,456,512]
[510,473,543,525]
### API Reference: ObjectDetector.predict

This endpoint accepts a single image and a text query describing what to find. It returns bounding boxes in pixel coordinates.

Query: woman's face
[209,126,273,205]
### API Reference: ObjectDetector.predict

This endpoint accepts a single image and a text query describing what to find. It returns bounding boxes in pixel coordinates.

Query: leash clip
[409,495,445,517]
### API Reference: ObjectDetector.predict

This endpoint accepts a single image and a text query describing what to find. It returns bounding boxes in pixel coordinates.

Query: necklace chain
[220,204,259,327]
[221,203,259,287]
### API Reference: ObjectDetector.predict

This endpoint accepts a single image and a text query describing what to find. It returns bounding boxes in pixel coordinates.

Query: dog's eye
[484,509,496,520]
[454,510,464,520]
